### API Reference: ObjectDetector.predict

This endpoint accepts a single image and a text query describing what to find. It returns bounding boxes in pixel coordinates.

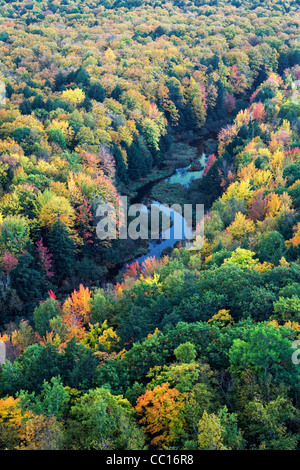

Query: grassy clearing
[151,180,187,206]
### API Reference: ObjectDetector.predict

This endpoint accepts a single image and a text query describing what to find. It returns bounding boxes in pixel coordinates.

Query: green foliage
[47,128,67,149]
[69,388,146,450]
[33,298,61,337]
[245,397,298,450]
[273,296,300,323]
[229,323,300,389]
[0,216,30,255]
[223,247,258,269]
[17,376,70,419]
[46,219,76,282]
[257,231,287,265]
[174,342,197,363]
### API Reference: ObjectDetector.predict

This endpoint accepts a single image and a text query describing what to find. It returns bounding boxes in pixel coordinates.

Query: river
[116,134,216,274]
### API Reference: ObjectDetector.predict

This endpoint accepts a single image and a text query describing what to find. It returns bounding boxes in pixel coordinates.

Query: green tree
[257,231,286,265]
[245,397,298,450]
[46,219,76,282]
[47,128,67,149]
[70,388,146,450]
[223,247,258,269]
[18,376,70,419]
[174,342,197,363]
[34,297,61,337]
[88,83,105,102]
[272,296,300,323]
[229,323,300,392]
[10,252,46,316]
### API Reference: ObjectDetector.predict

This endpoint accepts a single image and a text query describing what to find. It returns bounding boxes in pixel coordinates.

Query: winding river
[118,134,216,273]
[129,156,207,267]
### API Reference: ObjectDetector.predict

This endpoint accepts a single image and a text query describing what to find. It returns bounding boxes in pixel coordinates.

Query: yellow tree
[227,212,255,240]
[266,192,292,218]
[0,396,33,449]
[61,88,85,106]
[39,195,76,232]
[198,411,227,450]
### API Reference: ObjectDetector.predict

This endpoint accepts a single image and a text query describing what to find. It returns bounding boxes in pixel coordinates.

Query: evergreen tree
[32,94,45,110]
[125,141,149,180]
[46,219,76,283]
[112,143,128,183]
[10,252,46,317]
[5,82,14,99]
[81,95,92,112]
[111,85,122,101]
[74,67,90,89]
[19,99,32,115]
[54,71,66,92]
[88,82,106,102]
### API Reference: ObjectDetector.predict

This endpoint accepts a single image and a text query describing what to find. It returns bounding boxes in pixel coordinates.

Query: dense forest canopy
[0,0,299,451]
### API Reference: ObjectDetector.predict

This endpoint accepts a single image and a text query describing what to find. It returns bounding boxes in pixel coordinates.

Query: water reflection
[122,153,207,269]
[128,200,194,266]
[166,152,207,187]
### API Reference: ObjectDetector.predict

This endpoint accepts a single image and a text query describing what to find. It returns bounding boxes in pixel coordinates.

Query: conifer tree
[46,219,76,283]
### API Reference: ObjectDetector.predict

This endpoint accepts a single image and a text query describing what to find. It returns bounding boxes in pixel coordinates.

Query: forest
[0,0,299,451]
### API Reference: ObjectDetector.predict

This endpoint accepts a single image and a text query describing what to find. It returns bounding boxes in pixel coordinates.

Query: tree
[0,215,30,256]
[62,284,92,327]
[70,388,145,450]
[126,140,149,179]
[17,414,64,450]
[35,237,54,280]
[39,195,76,232]
[47,128,67,148]
[34,297,61,337]
[61,88,85,106]
[286,222,300,248]
[0,393,64,450]
[272,296,300,323]
[174,342,197,363]
[46,218,76,282]
[142,118,162,152]
[11,320,36,354]
[0,396,32,450]
[248,191,267,221]
[227,212,255,240]
[229,323,300,392]
[135,382,186,447]
[187,78,207,128]
[197,411,227,450]
[10,252,46,316]
[88,83,105,102]
[20,99,32,115]
[18,376,70,419]
[208,309,234,328]
[74,67,90,88]
[257,231,286,265]
[217,406,245,450]
[111,85,123,101]
[112,143,128,183]
[252,102,266,122]
[82,320,120,352]
[245,397,298,450]
[223,248,258,269]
